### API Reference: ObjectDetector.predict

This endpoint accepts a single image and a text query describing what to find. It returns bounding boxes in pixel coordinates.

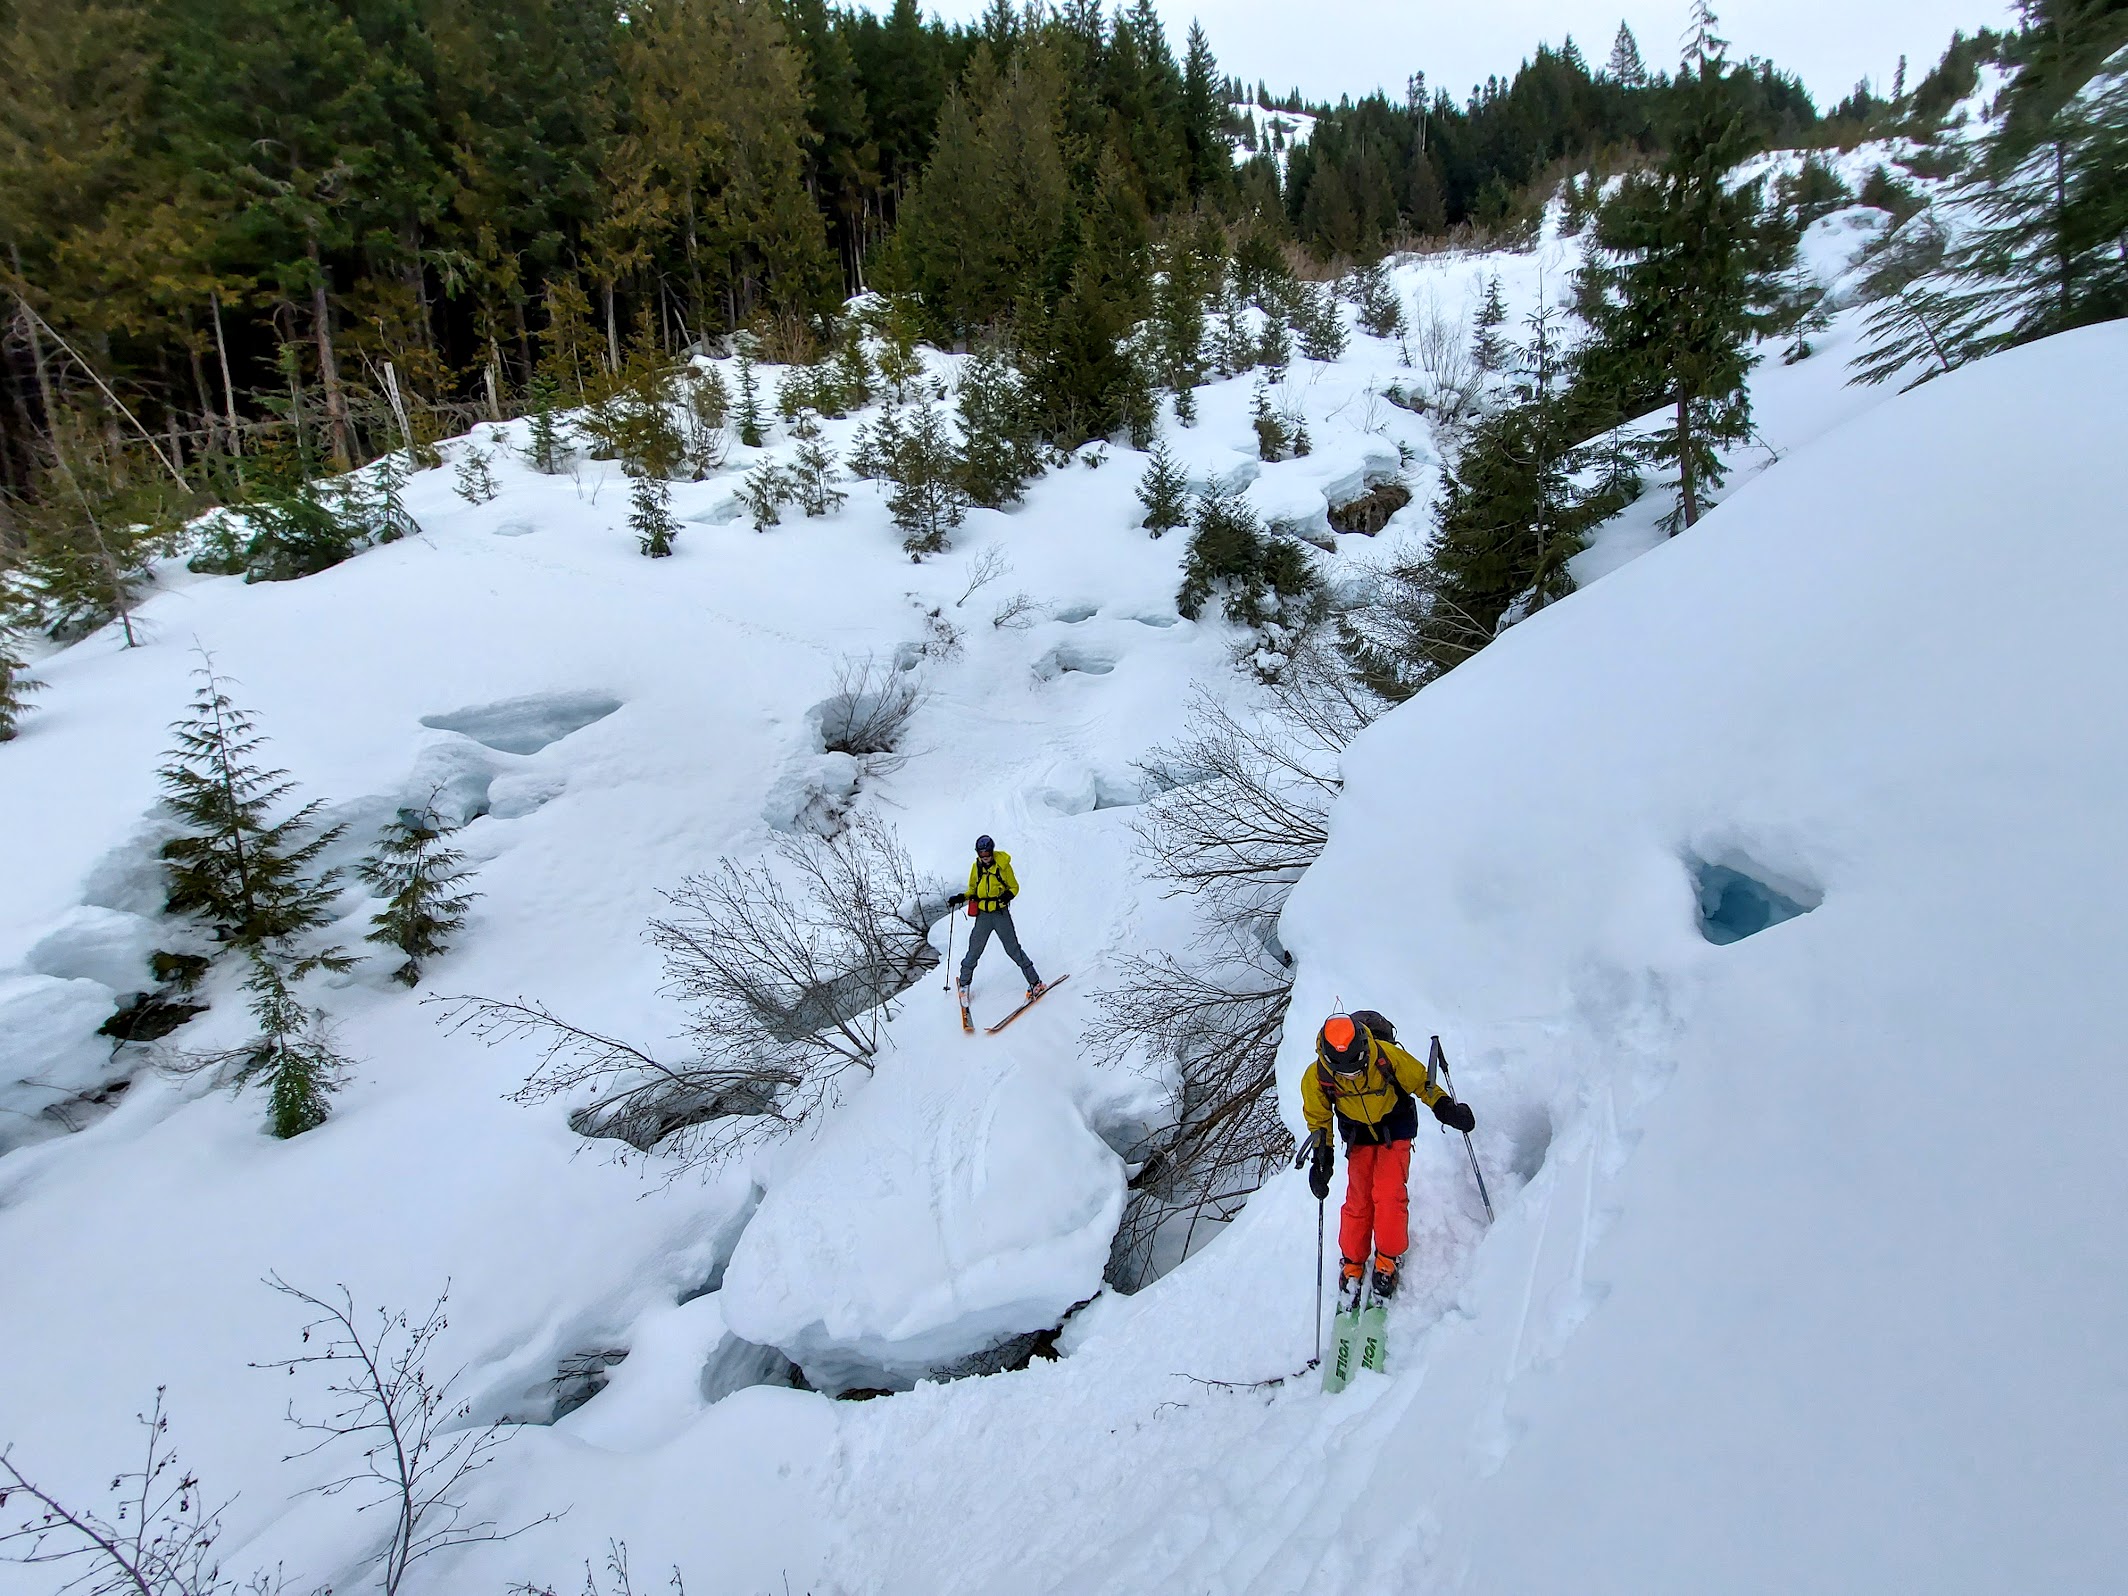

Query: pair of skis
[958,973,1068,1035]
[1323,1291,1388,1393]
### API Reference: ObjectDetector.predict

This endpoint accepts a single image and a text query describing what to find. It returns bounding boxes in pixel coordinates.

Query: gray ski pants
[959,908,1040,989]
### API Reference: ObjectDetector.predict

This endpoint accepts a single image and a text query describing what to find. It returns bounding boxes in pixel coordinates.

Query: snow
[5,148,2121,1594]
[1277,320,2128,1593]
[1231,103,1317,173]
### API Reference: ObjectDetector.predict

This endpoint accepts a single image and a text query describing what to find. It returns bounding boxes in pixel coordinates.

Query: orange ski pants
[1339,1139,1412,1263]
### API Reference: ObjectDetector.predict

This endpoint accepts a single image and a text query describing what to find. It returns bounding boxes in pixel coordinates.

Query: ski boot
[1371,1252,1401,1302]
[1337,1258,1366,1314]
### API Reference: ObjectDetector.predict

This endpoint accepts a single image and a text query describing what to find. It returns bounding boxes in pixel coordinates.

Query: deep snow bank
[1274,322,2128,1592]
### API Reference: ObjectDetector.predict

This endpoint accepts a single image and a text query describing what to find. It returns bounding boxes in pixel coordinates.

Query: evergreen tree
[834,337,875,410]
[1175,490,1318,630]
[886,397,968,556]
[158,661,347,954]
[1181,21,1232,199]
[788,411,849,517]
[1256,311,1292,377]
[1352,260,1408,338]
[215,947,349,1138]
[1849,217,1980,387]
[1293,282,1349,360]
[1136,439,1189,536]
[1471,276,1510,373]
[955,344,1041,507]
[734,348,767,447]
[359,805,480,987]
[1577,28,1796,529]
[1682,1,1728,73]
[0,633,42,741]
[1250,382,1292,461]
[685,365,732,475]
[846,397,903,480]
[630,473,680,556]
[524,375,570,475]
[738,461,795,531]
[1212,285,1258,376]
[1152,242,1212,404]
[453,443,499,505]
[1938,48,2128,353]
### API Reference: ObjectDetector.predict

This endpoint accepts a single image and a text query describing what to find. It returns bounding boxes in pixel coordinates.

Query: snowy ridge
[4,168,2119,1593]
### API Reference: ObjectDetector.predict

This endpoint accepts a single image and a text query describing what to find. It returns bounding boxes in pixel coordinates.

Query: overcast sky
[900,0,2018,110]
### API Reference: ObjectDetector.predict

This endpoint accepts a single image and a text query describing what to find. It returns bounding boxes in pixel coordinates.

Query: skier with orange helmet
[1299,1010,1475,1310]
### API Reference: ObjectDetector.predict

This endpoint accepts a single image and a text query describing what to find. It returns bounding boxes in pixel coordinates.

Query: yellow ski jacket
[967,851,1021,912]
[1301,1032,1447,1146]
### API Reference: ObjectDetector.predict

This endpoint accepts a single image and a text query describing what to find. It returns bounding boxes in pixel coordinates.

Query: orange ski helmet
[1319,1014,1369,1076]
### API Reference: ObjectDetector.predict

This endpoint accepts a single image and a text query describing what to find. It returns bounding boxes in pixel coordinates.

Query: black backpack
[1348,1008,1397,1045]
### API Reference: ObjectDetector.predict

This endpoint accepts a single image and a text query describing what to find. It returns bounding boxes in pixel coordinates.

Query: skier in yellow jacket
[1299,1011,1475,1310]
[948,834,1045,1001]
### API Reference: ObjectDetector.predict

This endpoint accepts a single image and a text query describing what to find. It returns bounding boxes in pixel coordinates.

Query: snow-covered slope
[5,192,2117,1593]
[1274,320,2128,1592]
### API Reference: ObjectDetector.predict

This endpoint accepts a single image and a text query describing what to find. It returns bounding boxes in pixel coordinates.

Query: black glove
[947,892,967,908]
[1432,1096,1476,1134]
[999,890,1014,906]
[1306,1133,1334,1201]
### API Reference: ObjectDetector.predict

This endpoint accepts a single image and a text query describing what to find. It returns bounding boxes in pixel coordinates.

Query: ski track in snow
[8,145,2119,1595]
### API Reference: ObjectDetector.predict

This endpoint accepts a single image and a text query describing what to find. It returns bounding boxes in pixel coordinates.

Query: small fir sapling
[886,398,968,557]
[452,443,499,504]
[629,473,679,556]
[1294,283,1348,360]
[955,345,1041,509]
[0,632,40,740]
[158,659,348,953]
[875,296,926,400]
[1137,440,1190,537]
[835,337,875,410]
[1353,260,1408,338]
[208,948,350,1137]
[1250,383,1292,461]
[738,460,797,530]
[684,365,731,475]
[733,348,766,447]
[1472,275,1510,373]
[360,804,481,987]
[524,374,570,474]
[845,399,902,479]
[788,412,847,517]
[1175,489,1320,629]
[1213,286,1258,377]
[1257,312,1292,377]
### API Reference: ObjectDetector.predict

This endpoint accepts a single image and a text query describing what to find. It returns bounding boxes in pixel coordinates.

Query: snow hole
[1126,612,1180,628]
[1034,644,1119,681]
[418,690,622,755]
[1053,603,1099,623]
[1692,857,1822,945]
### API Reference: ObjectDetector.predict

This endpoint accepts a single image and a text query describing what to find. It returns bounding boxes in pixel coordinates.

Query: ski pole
[942,902,958,991]
[1431,1035,1496,1223]
[1314,1194,1326,1368]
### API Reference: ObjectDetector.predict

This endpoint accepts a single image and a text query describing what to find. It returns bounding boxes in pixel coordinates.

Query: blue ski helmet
[974,834,995,853]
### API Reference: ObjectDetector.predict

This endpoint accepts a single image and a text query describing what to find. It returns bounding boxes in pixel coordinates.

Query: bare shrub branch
[989,591,1041,629]
[0,1389,284,1596]
[255,1277,557,1596]
[430,995,774,1153]
[650,814,942,1123]
[816,653,926,773]
[953,546,1011,608]
[442,817,944,1166]
[510,1538,687,1596]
